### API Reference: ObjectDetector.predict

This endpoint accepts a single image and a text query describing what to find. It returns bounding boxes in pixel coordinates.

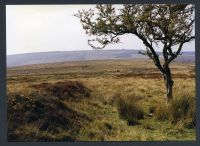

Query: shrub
[116,95,144,125]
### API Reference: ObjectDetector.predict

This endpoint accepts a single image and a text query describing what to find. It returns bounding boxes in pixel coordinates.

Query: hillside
[7,49,195,67]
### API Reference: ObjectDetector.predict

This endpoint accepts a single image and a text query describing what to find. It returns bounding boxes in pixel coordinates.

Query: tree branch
[135,32,164,73]
[164,36,195,66]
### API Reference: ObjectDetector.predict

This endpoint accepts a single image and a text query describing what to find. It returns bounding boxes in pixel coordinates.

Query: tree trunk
[163,67,174,104]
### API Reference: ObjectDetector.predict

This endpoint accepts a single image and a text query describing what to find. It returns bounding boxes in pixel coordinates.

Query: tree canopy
[75,4,195,103]
[75,4,194,70]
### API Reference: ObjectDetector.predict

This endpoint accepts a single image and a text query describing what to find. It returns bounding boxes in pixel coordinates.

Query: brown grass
[7,59,196,141]
[7,81,91,141]
[116,94,144,125]
[31,81,91,100]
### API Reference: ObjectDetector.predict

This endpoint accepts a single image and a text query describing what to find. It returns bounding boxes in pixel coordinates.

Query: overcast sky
[6,5,195,55]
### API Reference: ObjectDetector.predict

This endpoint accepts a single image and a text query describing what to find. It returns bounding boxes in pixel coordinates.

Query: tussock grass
[116,94,144,125]
[169,92,195,128]
[153,91,195,129]
[154,102,169,121]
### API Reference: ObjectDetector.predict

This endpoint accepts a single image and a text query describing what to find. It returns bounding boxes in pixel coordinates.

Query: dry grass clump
[154,102,169,121]
[154,92,195,129]
[116,94,144,125]
[169,93,195,128]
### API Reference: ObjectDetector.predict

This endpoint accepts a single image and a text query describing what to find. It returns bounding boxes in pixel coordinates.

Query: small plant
[116,95,144,125]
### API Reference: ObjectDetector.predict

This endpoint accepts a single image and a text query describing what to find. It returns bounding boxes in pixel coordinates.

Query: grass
[154,102,169,121]
[169,92,195,127]
[7,81,91,141]
[7,59,196,141]
[116,94,144,125]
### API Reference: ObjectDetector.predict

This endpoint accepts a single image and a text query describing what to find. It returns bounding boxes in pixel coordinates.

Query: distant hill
[7,49,195,67]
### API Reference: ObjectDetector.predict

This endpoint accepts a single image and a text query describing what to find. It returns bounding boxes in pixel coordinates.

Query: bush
[169,93,195,128]
[116,95,144,125]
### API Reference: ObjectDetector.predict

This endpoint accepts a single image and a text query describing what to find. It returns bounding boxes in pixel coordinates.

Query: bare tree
[75,4,195,104]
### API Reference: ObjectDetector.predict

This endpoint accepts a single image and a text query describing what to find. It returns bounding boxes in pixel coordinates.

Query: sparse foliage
[75,4,195,104]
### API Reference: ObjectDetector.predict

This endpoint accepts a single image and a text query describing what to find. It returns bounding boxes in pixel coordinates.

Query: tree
[75,4,195,104]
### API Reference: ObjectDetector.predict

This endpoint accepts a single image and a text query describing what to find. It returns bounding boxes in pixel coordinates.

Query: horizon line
[7,49,195,56]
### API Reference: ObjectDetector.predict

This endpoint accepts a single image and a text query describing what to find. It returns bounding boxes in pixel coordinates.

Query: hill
[7,49,195,67]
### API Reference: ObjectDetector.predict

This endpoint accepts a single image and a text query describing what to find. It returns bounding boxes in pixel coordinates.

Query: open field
[7,59,196,141]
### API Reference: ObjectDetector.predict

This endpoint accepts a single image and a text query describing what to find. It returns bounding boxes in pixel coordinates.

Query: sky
[6,5,195,55]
